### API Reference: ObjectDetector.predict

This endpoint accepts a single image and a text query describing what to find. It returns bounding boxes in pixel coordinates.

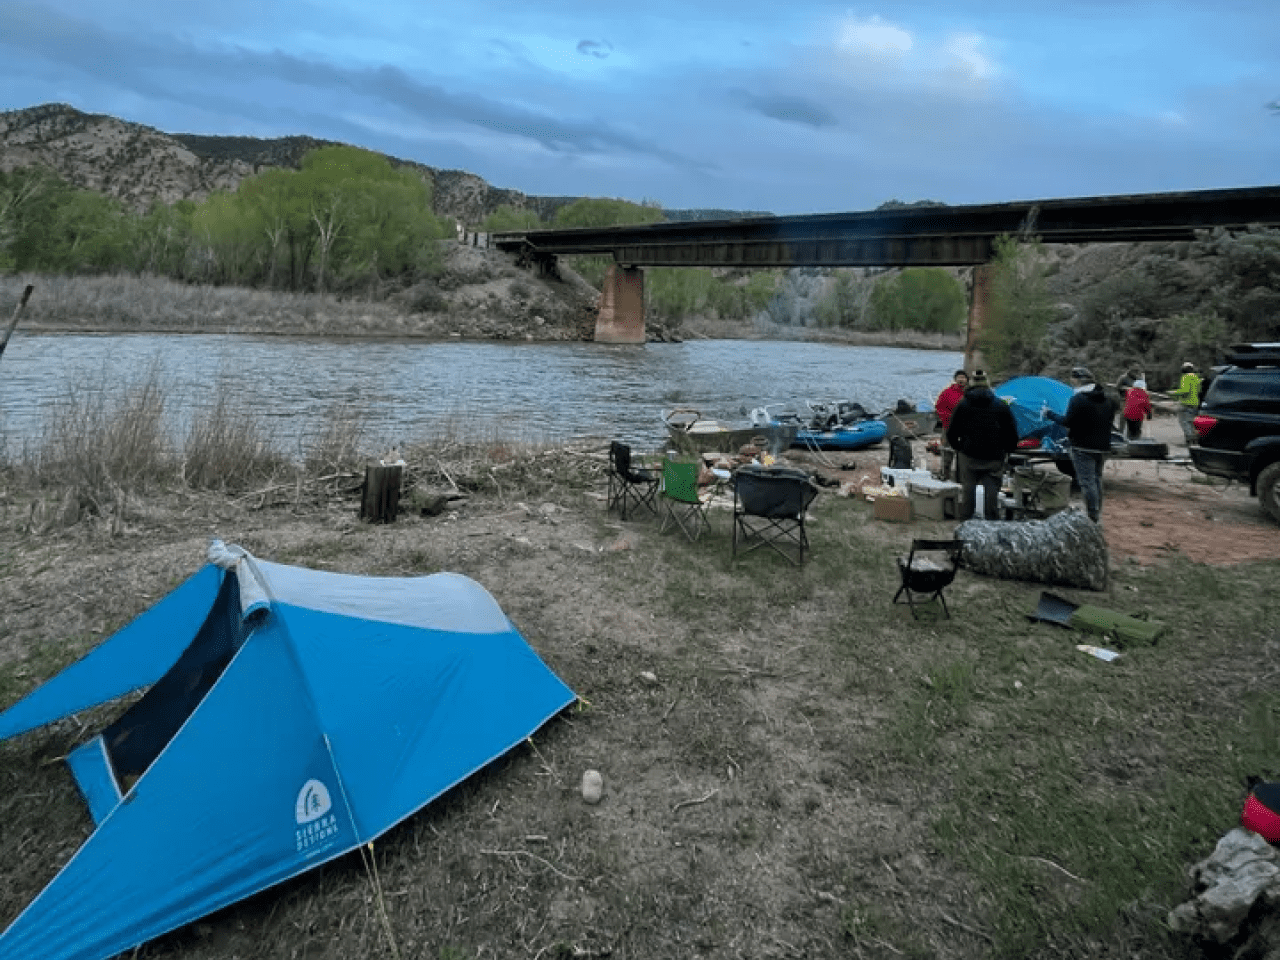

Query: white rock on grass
[581,769,604,804]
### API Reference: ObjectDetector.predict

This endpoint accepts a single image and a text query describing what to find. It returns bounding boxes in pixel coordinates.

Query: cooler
[908,478,960,521]
[881,467,934,489]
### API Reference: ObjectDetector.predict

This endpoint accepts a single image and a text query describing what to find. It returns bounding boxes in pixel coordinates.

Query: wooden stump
[360,463,402,523]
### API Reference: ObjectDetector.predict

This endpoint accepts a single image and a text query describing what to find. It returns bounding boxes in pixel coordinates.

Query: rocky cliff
[0,103,580,223]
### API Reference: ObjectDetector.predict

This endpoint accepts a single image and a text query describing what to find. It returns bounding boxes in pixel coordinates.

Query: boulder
[1168,828,1280,949]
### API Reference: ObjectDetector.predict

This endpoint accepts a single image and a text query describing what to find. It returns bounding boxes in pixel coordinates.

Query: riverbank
[2,431,1278,959]
[1,247,961,350]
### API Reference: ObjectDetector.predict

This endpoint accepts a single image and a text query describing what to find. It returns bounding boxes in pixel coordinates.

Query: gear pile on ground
[956,508,1109,591]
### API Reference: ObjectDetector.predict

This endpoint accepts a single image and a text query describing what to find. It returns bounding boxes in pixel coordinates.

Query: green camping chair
[659,458,713,541]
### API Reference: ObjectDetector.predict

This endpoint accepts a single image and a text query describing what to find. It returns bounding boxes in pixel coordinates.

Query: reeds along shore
[0,367,595,534]
[0,273,423,338]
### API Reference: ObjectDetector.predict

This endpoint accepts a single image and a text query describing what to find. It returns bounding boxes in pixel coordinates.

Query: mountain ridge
[0,102,770,225]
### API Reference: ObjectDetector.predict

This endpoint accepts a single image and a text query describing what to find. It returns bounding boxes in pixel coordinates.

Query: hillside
[0,103,768,225]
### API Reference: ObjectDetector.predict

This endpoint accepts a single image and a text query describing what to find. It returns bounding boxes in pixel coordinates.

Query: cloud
[829,14,997,93]
[731,89,836,128]
[943,33,995,81]
[576,39,612,59]
[0,4,707,170]
[837,14,913,59]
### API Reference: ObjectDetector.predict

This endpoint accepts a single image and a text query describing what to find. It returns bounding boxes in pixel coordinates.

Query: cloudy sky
[1,0,1276,215]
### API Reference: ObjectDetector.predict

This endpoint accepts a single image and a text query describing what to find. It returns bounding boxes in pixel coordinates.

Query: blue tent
[994,376,1073,444]
[0,541,576,960]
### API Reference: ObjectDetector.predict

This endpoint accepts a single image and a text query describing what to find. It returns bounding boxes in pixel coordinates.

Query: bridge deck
[493,185,1280,268]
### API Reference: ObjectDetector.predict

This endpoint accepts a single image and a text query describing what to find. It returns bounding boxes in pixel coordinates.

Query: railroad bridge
[493,185,1280,365]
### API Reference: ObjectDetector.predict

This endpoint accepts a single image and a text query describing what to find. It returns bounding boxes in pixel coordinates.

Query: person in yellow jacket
[1170,361,1202,444]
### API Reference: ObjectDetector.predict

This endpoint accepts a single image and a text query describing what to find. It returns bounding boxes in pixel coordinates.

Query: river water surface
[0,333,962,454]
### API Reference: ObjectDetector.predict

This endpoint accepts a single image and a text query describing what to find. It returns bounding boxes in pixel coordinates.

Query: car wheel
[1258,461,1280,525]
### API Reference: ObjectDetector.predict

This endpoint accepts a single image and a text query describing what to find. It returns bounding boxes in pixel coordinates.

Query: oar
[0,284,35,362]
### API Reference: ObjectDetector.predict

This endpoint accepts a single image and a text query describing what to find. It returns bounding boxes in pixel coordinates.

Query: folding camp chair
[659,458,713,541]
[731,464,819,565]
[606,441,659,520]
[892,538,964,619]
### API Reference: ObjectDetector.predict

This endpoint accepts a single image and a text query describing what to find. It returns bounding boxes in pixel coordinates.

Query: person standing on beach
[945,370,1019,520]
[1170,362,1202,444]
[1122,378,1152,440]
[933,370,968,482]
[1044,367,1117,523]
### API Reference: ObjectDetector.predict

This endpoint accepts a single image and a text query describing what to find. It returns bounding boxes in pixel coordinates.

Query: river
[0,333,962,455]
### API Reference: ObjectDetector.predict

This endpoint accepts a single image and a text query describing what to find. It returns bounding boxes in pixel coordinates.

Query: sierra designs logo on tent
[294,779,340,855]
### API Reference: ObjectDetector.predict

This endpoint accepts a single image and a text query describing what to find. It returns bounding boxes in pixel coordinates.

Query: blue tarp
[995,376,1073,444]
[0,542,576,960]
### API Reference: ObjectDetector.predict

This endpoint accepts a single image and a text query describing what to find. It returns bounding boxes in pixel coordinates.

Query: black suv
[1189,343,1280,524]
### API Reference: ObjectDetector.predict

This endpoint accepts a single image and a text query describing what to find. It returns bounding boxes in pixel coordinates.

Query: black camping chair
[893,538,965,619]
[606,441,659,520]
[887,435,913,469]
[732,464,820,565]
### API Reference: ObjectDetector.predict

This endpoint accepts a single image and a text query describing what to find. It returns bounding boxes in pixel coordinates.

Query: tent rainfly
[0,541,576,960]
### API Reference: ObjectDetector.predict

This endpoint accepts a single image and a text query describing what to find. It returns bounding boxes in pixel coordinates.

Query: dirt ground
[788,407,1280,568]
[2,414,1277,959]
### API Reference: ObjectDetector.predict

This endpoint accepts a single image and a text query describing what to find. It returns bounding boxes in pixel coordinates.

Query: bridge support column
[965,263,993,374]
[595,265,646,344]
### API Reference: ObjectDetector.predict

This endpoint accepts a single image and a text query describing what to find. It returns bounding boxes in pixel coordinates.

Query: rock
[639,670,658,685]
[581,769,604,804]
[1168,828,1280,946]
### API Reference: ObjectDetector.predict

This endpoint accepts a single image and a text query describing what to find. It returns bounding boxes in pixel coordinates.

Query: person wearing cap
[945,369,1019,521]
[1122,378,1152,440]
[933,370,969,482]
[1169,362,1202,444]
[1044,367,1117,524]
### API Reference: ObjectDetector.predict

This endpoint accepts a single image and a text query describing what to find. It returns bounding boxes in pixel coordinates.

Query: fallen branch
[672,788,720,814]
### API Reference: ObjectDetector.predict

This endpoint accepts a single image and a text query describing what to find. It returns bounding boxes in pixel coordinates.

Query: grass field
[1,401,1277,958]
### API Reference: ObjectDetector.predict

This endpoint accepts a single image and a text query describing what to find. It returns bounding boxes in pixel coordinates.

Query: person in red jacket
[933,370,968,481]
[1122,378,1152,440]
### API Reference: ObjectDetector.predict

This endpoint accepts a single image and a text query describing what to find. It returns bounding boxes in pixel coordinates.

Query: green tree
[553,198,664,229]
[868,268,966,333]
[813,269,889,330]
[9,178,134,273]
[134,200,195,276]
[192,190,264,284]
[188,145,446,292]
[0,168,59,270]
[481,205,542,232]
[979,236,1057,375]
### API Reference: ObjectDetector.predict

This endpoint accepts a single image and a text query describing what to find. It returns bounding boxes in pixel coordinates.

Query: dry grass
[1,436,1278,960]
[1,273,418,337]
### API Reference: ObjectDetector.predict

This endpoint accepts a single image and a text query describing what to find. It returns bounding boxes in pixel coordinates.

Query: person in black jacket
[1044,366,1117,523]
[945,370,1020,520]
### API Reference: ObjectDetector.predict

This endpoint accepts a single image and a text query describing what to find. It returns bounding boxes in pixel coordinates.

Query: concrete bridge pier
[595,264,646,344]
[964,263,993,374]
